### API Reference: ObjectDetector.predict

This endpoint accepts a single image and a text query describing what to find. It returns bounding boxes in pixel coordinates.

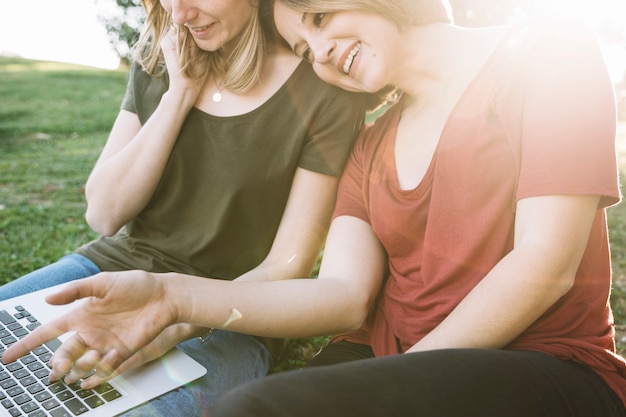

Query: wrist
[160,88,197,112]
[158,272,187,325]
[197,327,216,343]
[176,323,213,341]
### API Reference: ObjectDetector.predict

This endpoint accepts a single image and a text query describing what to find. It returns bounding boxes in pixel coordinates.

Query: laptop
[0,283,207,416]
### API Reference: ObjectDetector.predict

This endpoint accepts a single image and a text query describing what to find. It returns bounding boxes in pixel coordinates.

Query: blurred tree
[96,0,146,67]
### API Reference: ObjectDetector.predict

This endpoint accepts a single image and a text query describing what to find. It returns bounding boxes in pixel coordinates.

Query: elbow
[555,271,576,298]
[83,181,124,236]
[344,310,369,332]
[537,268,577,310]
[551,256,581,299]
[340,288,376,332]
[84,207,122,237]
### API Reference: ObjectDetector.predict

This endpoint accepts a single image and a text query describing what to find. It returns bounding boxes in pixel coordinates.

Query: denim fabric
[0,254,101,301]
[120,330,272,417]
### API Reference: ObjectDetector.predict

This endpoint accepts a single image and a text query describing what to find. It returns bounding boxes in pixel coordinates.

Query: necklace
[212,79,224,103]
[212,89,223,103]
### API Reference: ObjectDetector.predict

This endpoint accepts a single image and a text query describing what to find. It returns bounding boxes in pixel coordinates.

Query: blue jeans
[0,254,102,300]
[122,331,272,417]
[0,254,273,416]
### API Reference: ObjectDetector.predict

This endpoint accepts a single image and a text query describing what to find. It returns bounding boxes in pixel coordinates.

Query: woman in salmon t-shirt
[209,0,626,415]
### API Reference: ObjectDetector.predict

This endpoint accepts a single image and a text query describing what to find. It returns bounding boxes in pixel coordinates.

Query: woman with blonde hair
[0,0,365,415]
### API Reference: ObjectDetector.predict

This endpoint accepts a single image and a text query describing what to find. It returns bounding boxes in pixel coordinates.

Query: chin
[342,85,367,93]
[194,38,226,53]
[197,44,223,53]
[323,77,367,93]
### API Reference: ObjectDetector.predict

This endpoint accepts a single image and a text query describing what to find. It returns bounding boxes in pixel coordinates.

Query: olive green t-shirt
[75,61,365,280]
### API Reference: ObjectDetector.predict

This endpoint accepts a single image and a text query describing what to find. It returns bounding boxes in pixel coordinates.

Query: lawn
[1,56,625,370]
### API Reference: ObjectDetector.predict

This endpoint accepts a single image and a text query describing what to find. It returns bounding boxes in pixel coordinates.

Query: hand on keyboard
[2,272,176,388]
[0,305,124,416]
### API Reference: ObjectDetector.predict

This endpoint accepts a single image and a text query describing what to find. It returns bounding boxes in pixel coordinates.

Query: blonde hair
[275,0,453,28]
[135,0,269,93]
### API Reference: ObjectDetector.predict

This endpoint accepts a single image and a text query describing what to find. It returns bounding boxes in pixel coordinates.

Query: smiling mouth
[187,23,212,33]
[342,42,361,74]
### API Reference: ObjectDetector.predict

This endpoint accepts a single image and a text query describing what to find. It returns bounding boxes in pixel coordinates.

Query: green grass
[609,123,626,353]
[0,58,123,280]
[1,56,625,369]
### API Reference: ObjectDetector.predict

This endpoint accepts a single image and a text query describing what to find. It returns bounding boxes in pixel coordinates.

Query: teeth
[189,24,209,32]
[342,43,361,74]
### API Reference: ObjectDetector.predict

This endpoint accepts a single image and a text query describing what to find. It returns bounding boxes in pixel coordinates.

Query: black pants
[210,342,626,417]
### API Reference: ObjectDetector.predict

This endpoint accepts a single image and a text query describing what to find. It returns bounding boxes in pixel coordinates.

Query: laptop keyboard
[0,305,125,416]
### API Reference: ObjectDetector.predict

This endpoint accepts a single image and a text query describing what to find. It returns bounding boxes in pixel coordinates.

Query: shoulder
[267,45,363,107]
[280,62,368,128]
[508,13,600,58]
[288,61,361,103]
[524,12,596,37]
[352,101,402,158]
[499,12,609,100]
[124,60,168,123]
[129,60,167,87]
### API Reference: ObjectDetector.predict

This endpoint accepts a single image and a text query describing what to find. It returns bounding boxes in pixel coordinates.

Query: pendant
[212,91,223,103]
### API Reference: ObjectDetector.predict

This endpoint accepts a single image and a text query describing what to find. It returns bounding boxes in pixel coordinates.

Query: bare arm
[53,168,350,383]
[135,168,359,361]
[85,30,204,236]
[235,168,340,283]
[406,194,600,353]
[175,216,387,337]
[2,216,386,384]
[160,168,355,341]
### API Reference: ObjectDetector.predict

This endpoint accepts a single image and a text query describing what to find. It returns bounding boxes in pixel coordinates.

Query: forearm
[407,248,574,353]
[407,195,599,353]
[84,90,197,235]
[233,246,321,283]
[164,272,370,338]
[234,169,338,283]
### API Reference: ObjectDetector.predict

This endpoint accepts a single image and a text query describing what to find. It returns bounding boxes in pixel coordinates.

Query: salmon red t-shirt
[332,16,626,404]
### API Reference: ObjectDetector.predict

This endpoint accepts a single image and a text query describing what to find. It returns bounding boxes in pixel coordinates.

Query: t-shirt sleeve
[332,134,369,222]
[333,104,401,223]
[516,17,621,208]
[119,61,167,124]
[297,88,366,177]
[120,61,138,113]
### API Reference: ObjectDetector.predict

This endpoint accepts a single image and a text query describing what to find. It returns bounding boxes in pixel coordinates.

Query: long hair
[135,0,270,93]
[274,0,453,28]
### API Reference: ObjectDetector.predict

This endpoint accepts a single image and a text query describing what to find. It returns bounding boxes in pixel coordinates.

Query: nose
[309,37,336,65]
[170,0,198,25]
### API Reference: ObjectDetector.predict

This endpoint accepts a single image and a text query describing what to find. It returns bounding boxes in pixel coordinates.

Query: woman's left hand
[2,271,178,383]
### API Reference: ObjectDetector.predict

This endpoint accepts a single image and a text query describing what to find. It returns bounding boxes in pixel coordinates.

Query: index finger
[2,318,68,363]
